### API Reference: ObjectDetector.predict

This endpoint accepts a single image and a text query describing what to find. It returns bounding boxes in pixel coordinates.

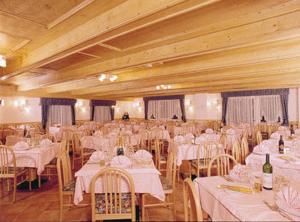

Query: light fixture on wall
[98,73,118,82]
[0,55,6,68]
[0,98,4,106]
[156,84,171,90]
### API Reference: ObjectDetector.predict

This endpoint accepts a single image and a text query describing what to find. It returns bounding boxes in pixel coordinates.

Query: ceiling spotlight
[98,74,106,81]
[156,84,171,90]
[109,74,118,82]
[0,55,6,68]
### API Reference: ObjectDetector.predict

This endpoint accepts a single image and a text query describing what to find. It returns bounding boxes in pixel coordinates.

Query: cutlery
[217,184,253,194]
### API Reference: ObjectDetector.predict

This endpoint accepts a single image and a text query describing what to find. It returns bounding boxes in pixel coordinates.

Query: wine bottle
[262,154,273,190]
[278,135,284,154]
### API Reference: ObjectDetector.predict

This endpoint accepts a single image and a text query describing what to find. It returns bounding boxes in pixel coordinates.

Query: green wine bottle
[262,154,273,190]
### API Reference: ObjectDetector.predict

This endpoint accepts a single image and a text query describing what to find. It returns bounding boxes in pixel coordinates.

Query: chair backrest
[183,178,203,222]
[0,145,16,177]
[166,148,177,190]
[240,136,249,163]
[56,147,72,192]
[256,130,262,145]
[90,167,136,221]
[207,154,237,177]
[5,135,25,146]
[231,140,241,164]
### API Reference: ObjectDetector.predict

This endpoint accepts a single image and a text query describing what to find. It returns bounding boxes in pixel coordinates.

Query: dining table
[194,176,291,221]
[74,157,165,205]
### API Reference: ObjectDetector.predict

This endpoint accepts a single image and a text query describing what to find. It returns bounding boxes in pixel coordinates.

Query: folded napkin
[133,150,152,160]
[93,130,103,137]
[174,135,185,144]
[205,128,214,134]
[185,133,195,140]
[229,164,249,183]
[40,139,52,147]
[13,141,30,150]
[253,140,272,154]
[195,136,206,144]
[276,186,300,220]
[89,151,105,162]
[270,132,281,139]
[80,136,95,149]
[110,156,132,168]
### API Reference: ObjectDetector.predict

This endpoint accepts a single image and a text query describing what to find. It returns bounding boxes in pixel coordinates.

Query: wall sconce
[0,99,4,106]
[0,55,6,68]
[138,107,142,112]
[75,101,83,107]
[80,107,86,113]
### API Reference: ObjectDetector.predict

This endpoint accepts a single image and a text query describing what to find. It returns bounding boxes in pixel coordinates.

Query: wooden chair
[240,136,249,164]
[0,145,29,202]
[61,129,75,169]
[183,178,203,222]
[39,140,67,185]
[90,167,136,222]
[231,140,241,164]
[56,146,75,222]
[141,151,177,221]
[207,154,237,177]
[256,130,263,145]
[219,133,228,153]
[191,141,221,177]
[73,133,92,167]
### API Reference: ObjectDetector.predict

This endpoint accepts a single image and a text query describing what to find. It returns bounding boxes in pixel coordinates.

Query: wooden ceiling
[1,0,300,100]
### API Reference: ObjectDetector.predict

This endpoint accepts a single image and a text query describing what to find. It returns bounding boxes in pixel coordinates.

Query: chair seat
[160,176,173,191]
[95,193,132,214]
[63,181,75,191]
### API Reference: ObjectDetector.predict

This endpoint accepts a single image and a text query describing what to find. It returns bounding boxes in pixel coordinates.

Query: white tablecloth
[74,163,165,205]
[13,143,60,175]
[194,176,287,221]
[170,143,224,166]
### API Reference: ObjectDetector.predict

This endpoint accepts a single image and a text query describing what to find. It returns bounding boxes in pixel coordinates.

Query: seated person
[172,114,178,119]
[122,112,130,120]
[150,114,155,119]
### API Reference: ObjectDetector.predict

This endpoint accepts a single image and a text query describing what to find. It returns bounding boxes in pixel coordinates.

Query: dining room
[1,0,300,221]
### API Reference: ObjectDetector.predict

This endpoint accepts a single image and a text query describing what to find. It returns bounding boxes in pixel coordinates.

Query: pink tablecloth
[194,176,287,221]
[74,162,165,205]
[13,143,60,175]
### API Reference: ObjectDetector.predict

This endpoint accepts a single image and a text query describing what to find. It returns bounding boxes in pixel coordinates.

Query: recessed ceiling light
[0,55,6,68]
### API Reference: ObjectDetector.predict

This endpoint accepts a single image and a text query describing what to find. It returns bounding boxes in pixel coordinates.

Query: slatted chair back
[56,147,72,191]
[256,130,263,145]
[208,154,237,177]
[90,167,136,222]
[241,136,249,164]
[232,140,242,164]
[183,178,203,222]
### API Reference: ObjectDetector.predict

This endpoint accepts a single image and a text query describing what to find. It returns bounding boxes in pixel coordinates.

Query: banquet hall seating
[231,140,242,164]
[183,178,203,222]
[61,129,76,168]
[141,150,177,221]
[5,135,25,146]
[40,140,67,183]
[219,133,228,153]
[56,144,80,222]
[240,136,249,164]
[90,167,136,222]
[73,133,92,167]
[256,130,263,145]
[207,154,237,177]
[191,141,221,177]
[0,145,29,202]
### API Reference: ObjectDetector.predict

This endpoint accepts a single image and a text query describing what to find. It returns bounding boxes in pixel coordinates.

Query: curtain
[148,99,181,120]
[47,105,72,127]
[143,95,186,121]
[226,97,255,125]
[93,106,112,123]
[90,100,116,121]
[41,98,76,129]
[221,89,289,125]
[226,95,283,125]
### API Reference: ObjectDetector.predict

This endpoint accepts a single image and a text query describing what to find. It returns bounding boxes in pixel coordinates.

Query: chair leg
[29,180,32,191]
[172,193,176,219]
[13,177,16,203]
[141,194,145,221]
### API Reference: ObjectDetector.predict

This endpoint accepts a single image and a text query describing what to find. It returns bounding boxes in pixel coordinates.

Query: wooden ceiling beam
[97,43,122,52]
[5,0,218,78]
[21,10,300,89]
